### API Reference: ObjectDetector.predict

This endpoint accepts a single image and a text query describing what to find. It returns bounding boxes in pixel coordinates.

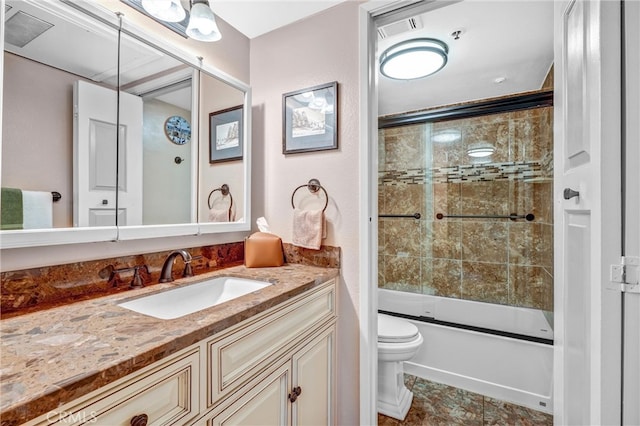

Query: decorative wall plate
[164,115,191,145]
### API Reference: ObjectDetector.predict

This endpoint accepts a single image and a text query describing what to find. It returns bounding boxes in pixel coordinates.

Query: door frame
[359,0,626,423]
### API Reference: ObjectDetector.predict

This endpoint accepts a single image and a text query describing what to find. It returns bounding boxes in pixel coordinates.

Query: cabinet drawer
[29,349,200,426]
[207,279,336,406]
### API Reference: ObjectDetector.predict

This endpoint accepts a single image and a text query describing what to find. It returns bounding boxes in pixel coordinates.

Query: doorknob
[563,188,579,200]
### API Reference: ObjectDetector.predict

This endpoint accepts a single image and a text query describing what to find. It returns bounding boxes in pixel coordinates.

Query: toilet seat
[378,313,419,343]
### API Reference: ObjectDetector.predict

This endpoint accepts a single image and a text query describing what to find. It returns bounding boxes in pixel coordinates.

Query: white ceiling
[376,1,554,116]
[210,0,554,116]
[209,0,349,39]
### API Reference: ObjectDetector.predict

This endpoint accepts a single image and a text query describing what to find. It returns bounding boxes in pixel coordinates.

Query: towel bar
[291,179,328,212]
[436,212,535,221]
[207,185,234,221]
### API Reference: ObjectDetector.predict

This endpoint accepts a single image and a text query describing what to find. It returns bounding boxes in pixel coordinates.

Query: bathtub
[378,289,554,414]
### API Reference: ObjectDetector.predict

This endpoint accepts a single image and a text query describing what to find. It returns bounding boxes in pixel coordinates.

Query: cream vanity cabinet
[201,324,335,426]
[24,278,336,426]
[25,348,201,426]
[197,278,336,425]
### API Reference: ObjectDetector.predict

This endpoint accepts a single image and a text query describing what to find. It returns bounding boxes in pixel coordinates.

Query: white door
[623,0,640,423]
[73,80,142,227]
[554,0,623,424]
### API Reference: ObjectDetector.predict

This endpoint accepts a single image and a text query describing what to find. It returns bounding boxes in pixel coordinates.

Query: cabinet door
[207,362,291,426]
[207,280,336,406]
[27,349,199,426]
[291,325,336,426]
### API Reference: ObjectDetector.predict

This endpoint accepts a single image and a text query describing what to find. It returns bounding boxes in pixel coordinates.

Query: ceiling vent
[5,11,54,48]
[377,17,423,40]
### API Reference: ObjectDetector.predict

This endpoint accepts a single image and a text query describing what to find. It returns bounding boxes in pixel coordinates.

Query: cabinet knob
[130,414,148,426]
[288,386,302,403]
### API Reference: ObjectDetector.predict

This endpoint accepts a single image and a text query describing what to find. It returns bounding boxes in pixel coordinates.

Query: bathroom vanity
[0,264,338,425]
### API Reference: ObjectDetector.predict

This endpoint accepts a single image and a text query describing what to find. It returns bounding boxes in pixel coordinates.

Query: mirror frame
[0,0,251,248]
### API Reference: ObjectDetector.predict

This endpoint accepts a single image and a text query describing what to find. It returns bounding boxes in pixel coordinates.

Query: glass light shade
[467,144,495,158]
[432,129,461,143]
[380,38,448,80]
[186,0,222,42]
[141,0,186,23]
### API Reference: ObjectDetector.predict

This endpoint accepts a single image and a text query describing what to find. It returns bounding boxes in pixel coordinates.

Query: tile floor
[377,375,553,426]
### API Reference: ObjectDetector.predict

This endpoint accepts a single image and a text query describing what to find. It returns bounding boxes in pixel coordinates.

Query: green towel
[1,187,23,230]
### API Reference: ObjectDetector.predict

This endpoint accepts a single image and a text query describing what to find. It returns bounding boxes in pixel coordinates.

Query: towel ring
[208,184,234,212]
[291,178,328,212]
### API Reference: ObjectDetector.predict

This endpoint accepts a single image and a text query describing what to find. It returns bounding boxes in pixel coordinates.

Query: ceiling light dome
[467,142,495,158]
[380,38,449,80]
[432,129,461,143]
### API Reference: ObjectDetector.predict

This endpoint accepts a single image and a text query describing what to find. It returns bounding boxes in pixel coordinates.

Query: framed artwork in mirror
[164,115,191,145]
[210,106,243,163]
[282,81,338,154]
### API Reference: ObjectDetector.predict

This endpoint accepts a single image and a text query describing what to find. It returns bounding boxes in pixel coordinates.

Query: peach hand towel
[292,208,324,250]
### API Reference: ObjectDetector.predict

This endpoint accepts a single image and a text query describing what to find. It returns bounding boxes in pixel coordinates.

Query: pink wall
[2,53,81,227]
[250,2,361,424]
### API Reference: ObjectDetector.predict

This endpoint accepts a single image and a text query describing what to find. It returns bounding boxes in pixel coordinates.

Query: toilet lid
[378,314,419,343]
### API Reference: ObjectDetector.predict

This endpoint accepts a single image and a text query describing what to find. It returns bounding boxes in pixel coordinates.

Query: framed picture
[209,105,243,164]
[282,81,338,154]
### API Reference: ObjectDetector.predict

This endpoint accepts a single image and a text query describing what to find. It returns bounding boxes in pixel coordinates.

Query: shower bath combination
[377,93,554,415]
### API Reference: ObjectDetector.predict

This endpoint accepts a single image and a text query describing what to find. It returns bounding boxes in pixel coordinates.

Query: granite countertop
[0,263,339,425]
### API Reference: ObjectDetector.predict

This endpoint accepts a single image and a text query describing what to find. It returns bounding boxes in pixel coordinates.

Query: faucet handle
[183,261,193,278]
[130,265,149,289]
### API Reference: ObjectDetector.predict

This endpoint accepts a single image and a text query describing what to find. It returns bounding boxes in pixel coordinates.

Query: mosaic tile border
[380,161,550,185]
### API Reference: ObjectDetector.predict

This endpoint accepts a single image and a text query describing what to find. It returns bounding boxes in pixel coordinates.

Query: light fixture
[432,129,461,143]
[379,38,448,80]
[186,0,222,42]
[140,0,221,42]
[467,142,495,158]
[141,0,186,23]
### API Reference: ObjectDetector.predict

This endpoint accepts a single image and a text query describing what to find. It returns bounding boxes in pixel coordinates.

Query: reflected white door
[73,80,142,226]
[554,0,622,424]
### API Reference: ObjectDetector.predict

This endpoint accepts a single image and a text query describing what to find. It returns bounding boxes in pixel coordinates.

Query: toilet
[377,313,424,420]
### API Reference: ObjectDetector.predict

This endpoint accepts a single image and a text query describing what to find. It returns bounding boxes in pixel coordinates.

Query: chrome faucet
[159,249,193,283]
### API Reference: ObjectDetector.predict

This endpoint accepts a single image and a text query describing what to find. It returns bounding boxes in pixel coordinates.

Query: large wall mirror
[1,0,251,248]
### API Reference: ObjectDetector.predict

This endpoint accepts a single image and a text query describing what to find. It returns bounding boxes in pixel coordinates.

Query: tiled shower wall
[378,105,554,311]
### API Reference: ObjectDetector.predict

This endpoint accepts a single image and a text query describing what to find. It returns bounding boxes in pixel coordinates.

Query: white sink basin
[118,277,271,320]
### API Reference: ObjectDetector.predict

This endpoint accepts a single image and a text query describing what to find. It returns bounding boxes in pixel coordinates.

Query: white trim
[0,0,4,203]
[190,67,200,225]
[0,227,117,248]
[623,1,640,421]
[358,2,384,424]
[117,223,199,240]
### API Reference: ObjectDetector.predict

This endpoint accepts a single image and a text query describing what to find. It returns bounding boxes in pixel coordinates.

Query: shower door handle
[563,188,580,200]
